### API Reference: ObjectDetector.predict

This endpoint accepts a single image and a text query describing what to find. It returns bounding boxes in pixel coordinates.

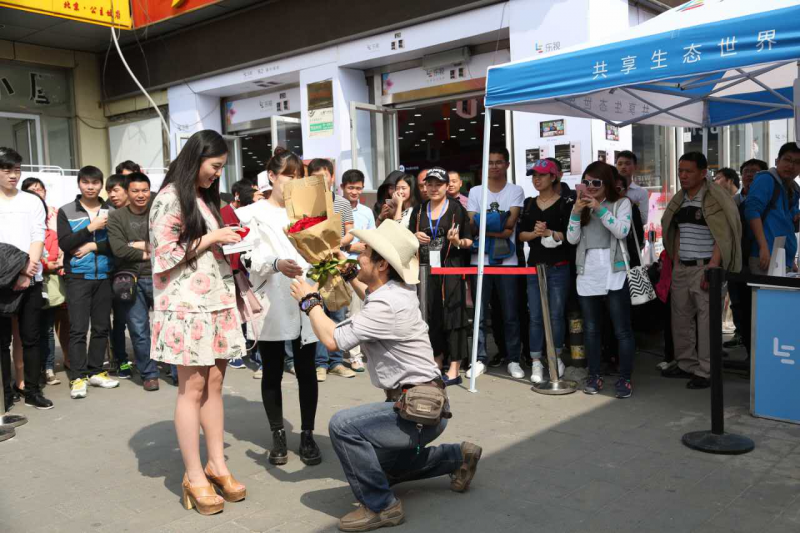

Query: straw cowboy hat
[350,220,420,285]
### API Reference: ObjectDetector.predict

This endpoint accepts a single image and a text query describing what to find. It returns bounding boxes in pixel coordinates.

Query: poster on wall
[525,148,541,174]
[597,150,607,163]
[605,123,620,141]
[540,119,565,138]
[307,80,334,139]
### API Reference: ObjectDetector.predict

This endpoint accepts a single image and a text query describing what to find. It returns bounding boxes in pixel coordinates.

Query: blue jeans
[526,264,570,359]
[111,298,128,365]
[315,306,347,369]
[117,277,159,380]
[39,306,56,372]
[329,402,462,513]
[472,274,522,363]
[578,282,635,380]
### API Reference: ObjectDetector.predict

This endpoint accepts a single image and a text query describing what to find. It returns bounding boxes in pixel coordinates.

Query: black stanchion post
[682,267,754,455]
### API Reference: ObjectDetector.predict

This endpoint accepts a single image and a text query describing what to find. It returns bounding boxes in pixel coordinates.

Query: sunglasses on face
[582,179,603,188]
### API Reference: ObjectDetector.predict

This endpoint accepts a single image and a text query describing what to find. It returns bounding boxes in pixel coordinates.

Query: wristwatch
[300,296,323,315]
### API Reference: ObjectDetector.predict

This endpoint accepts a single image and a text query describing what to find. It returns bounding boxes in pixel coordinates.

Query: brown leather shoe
[204,464,246,502]
[450,442,482,493]
[338,499,404,532]
[143,379,160,392]
[181,474,224,515]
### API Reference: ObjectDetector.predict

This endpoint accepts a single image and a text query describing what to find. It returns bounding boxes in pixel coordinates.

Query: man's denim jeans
[472,274,522,363]
[118,277,158,380]
[526,264,570,358]
[315,306,347,369]
[329,402,462,513]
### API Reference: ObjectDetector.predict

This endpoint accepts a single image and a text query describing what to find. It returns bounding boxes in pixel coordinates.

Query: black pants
[65,277,112,381]
[0,282,44,400]
[259,338,318,432]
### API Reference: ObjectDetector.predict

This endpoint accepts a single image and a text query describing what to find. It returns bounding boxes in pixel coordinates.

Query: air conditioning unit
[422,47,471,70]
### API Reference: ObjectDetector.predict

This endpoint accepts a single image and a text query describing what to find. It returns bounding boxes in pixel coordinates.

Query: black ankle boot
[269,428,288,465]
[299,430,322,466]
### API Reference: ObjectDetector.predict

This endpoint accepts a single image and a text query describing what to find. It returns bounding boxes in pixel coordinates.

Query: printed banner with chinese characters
[131,0,222,28]
[486,0,800,128]
[0,0,131,29]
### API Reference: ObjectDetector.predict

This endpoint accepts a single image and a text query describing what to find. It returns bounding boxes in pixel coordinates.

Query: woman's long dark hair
[160,130,228,265]
[580,161,622,227]
[396,173,421,209]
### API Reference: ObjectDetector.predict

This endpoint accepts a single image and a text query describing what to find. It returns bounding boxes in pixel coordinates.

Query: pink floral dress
[148,185,245,366]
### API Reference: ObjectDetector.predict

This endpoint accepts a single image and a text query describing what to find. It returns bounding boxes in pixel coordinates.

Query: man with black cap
[290,220,481,532]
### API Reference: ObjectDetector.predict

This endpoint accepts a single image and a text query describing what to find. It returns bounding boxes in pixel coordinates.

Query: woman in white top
[567,162,636,399]
[236,147,321,468]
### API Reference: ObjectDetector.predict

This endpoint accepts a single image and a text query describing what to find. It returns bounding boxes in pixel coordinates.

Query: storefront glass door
[1,112,43,167]
[350,102,398,191]
[271,116,303,158]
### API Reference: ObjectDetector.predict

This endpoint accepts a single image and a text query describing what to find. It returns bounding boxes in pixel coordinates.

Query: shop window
[631,123,669,190]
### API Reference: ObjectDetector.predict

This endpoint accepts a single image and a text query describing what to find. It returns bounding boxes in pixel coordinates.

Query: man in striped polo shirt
[661,152,742,389]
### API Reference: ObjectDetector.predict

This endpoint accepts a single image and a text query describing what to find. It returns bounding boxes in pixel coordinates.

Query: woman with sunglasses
[567,162,636,399]
[518,160,573,384]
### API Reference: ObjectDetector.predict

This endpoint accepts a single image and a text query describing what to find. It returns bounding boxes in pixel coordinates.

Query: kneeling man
[290,220,481,532]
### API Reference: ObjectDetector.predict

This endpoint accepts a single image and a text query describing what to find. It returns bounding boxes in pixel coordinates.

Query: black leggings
[259,338,318,432]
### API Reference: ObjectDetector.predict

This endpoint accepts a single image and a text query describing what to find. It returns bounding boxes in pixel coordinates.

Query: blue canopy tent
[467,0,800,391]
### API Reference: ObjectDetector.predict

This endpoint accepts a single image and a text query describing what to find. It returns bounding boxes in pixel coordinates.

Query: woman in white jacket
[237,148,321,467]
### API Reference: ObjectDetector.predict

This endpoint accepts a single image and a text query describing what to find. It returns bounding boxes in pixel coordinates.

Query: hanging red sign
[132,0,223,28]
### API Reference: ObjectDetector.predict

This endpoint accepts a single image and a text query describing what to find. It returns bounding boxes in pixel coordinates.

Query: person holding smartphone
[567,162,635,399]
[57,165,119,399]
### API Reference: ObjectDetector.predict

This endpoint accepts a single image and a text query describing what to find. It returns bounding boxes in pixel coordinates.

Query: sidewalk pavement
[2,347,799,533]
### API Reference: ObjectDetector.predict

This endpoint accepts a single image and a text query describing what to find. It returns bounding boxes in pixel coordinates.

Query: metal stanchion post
[531,264,578,395]
[0,347,27,442]
[682,267,754,454]
[418,265,429,323]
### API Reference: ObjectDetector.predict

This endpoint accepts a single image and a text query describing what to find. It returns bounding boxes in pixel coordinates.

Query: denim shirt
[743,169,799,267]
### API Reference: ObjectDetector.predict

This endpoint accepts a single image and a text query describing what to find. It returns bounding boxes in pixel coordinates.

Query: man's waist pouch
[389,378,452,426]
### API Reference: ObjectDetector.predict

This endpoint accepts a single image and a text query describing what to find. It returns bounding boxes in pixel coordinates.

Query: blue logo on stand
[754,288,800,423]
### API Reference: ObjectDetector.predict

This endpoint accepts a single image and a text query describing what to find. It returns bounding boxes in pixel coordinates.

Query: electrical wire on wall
[109,25,171,151]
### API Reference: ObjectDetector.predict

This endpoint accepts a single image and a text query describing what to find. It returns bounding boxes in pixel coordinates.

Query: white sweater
[236,201,318,346]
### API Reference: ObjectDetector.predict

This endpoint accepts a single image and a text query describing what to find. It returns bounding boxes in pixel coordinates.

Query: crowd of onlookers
[1,138,798,413]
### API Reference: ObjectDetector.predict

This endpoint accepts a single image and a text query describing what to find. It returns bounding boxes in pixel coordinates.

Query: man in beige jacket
[661,152,741,389]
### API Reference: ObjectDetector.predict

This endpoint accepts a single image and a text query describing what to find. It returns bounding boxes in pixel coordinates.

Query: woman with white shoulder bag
[567,162,636,399]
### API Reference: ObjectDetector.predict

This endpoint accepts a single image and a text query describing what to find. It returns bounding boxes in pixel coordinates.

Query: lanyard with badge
[427,199,448,268]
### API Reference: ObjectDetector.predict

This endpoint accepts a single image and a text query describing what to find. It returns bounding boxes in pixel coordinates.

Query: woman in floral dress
[149,130,246,515]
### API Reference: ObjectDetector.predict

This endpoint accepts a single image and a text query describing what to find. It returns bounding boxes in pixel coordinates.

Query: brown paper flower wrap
[283,176,353,311]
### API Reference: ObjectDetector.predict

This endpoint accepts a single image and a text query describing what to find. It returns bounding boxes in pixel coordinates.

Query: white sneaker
[88,372,119,389]
[70,378,88,399]
[465,361,486,379]
[507,362,524,379]
[530,360,544,383]
[557,357,566,378]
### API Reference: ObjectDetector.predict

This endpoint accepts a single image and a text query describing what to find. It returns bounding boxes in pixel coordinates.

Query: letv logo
[774,337,795,365]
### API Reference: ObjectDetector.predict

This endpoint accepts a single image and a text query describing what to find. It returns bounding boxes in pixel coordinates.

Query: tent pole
[468,107,493,393]
[702,127,708,157]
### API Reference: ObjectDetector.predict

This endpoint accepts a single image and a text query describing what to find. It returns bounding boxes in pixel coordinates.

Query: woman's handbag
[232,269,264,348]
[43,274,66,309]
[616,204,657,306]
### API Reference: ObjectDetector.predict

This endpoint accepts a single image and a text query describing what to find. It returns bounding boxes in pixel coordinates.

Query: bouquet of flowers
[284,175,354,311]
